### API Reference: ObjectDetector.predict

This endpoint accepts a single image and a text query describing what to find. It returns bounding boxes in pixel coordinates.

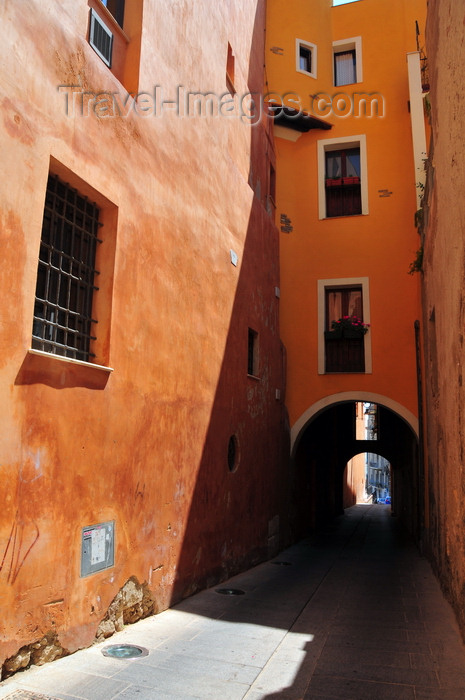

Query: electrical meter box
[80,520,115,577]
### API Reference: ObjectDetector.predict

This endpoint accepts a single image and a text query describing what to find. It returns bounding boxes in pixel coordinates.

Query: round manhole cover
[215,588,245,596]
[102,644,149,659]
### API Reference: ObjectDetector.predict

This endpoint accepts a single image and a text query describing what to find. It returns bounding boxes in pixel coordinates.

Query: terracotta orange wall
[0,0,287,669]
[344,454,367,507]
[422,0,465,639]
[266,0,427,433]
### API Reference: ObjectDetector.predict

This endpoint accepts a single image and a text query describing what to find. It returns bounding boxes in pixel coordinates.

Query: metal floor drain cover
[3,692,60,700]
[272,560,292,566]
[215,588,245,595]
[102,643,149,658]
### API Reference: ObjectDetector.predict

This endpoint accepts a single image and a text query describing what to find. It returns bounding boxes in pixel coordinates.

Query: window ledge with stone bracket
[15,349,113,390]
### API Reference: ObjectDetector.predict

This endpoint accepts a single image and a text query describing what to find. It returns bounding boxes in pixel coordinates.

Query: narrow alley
[1,504,464,700]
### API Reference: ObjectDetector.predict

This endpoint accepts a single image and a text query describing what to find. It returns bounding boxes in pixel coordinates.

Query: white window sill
[28,349,113,373]
[296,69,317,79]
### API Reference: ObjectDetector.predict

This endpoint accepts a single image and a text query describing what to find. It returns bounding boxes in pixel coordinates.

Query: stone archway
[289,396,419,539]
[291,392,418,455]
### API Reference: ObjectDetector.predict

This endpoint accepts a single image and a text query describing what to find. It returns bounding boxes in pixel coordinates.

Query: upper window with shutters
[87,0,142,93]
[317,135,368,220]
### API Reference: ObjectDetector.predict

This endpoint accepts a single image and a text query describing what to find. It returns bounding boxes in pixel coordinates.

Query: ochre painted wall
[0,0,288,672]
[266,0,426,433]
[423,0,465,640]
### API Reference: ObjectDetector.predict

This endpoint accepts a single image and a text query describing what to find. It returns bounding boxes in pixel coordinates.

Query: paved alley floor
[1,504,465,700]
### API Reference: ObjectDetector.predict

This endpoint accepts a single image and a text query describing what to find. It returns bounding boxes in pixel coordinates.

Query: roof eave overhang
[269,105,333,133]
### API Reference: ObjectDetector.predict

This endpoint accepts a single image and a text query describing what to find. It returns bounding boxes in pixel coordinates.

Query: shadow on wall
[169,0,290,605]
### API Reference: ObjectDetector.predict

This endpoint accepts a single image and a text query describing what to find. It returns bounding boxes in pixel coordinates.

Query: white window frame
[333,36,362,86]
[89,8,113,67]
[317,134,368,220]
[296,39,317,79]
[317,277,372,375]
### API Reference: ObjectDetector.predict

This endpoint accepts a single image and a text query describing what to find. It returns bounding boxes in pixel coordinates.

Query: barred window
[32,174,102,362]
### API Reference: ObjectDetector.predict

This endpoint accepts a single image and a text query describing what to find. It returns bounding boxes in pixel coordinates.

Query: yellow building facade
[266,0,428,532]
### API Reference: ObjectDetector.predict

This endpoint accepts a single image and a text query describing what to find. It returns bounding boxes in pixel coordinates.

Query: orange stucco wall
[422,0,465,640]
[0,0,288,671]
[266,0,427,438]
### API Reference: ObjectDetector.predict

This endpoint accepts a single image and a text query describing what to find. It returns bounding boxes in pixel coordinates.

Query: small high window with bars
[32,174,102,362]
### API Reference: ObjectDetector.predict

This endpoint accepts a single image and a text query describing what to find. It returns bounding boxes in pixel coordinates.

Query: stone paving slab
[303,674,417,699]
[111,661,251,699]
[1,505,465,700]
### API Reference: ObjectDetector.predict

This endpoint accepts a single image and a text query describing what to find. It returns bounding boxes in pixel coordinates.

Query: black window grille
[32,174,101,362]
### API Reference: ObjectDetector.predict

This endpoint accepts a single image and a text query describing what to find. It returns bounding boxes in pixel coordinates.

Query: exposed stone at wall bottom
[95,576,155,641]
[1,631,69,680]
[1,576,155,681]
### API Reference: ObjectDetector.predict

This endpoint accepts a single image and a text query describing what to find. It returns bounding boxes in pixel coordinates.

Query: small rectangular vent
[89,9,113,67]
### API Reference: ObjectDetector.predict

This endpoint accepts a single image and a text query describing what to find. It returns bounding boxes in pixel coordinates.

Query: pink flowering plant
[330,315,370,335]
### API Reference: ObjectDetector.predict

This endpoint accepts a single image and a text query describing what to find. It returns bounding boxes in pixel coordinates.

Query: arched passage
[289,396,419,540]
[342,450,390,507]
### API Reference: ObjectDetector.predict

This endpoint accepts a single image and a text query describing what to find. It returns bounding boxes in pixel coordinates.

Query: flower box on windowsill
[342,327,365,339]
[325,178,342,187]
[328,316,369,338]
[342,176,360,185]
[324,329,343,340]
[325,328,365,340]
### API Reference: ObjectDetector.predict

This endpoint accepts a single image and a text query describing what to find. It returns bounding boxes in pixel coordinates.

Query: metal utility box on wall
[80,521,115,577]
